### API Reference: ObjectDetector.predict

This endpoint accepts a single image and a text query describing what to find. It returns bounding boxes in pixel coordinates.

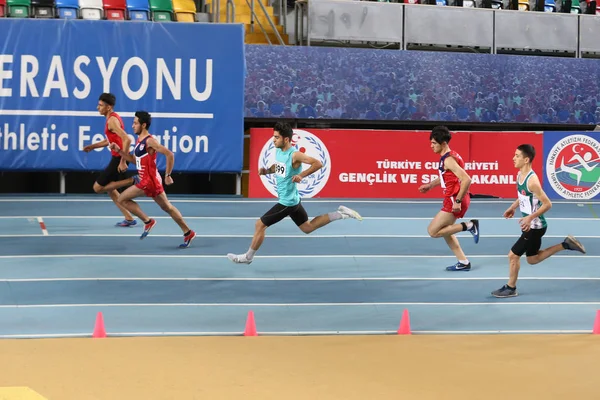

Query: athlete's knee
[159,202,172,213]
[526,255,540,265]
[427,227,441,238]
[255,219,267,232]
[299,223,313,234]
[508,251,520,263]
[93,183,104,193]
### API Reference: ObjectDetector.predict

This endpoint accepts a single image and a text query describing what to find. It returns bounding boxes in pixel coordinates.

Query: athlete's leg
[94,159,135,223]
[117,185,147,221]
[527,235,585,265]
[153,192,190,233]
[228,204,289,264]
[298,205,362,234]
[152,192,196,248]
[427,211,472,271]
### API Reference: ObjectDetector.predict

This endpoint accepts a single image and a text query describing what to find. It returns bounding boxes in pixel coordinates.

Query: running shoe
[140,219,156,239]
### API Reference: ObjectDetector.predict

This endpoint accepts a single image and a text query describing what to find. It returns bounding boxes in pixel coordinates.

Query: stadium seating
[79,0,103,18]
[172,0,195,21]
[149,0,173,20]
[56,0,78,16]
[0,0,6,16]
[31,0,54,16]
[7,0,30,17]
[544,0,556,11]
[126,0,150,20]
[103,0,126,19]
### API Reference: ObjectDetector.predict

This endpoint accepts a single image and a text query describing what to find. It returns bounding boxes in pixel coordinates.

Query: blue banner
[543,131,600,200]
[0,20,245,172]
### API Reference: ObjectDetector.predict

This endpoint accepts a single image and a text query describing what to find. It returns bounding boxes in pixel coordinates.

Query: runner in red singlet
[83,93,137,227]
[418,126,480,272]
[109,111,196,248]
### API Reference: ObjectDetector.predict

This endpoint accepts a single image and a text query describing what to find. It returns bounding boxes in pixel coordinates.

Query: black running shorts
[96,155,129,187]
[260,202,309,227]
[511,227,547,257]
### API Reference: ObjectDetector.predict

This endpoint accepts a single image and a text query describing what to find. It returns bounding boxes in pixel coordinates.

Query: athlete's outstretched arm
[83,139,109,152]
[147,138,175,182]
[292,151,322,183]
[519,174,552,231]
[110,143,135,163]
[445,157,471,201]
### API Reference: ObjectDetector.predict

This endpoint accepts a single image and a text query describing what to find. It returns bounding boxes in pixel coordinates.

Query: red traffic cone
[593,310,600,335]
[92,312,107,338]
[244,310,258,336]
[397,309,411,335]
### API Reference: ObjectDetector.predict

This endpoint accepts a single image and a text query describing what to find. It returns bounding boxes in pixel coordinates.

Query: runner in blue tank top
[491,144,586,298]
[228,122,363,265]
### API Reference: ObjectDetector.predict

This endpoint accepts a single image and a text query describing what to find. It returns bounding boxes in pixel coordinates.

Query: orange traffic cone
[244,310,258,336]
[593,310,600,335]
[92,312,107,338]
[397,309,411,335]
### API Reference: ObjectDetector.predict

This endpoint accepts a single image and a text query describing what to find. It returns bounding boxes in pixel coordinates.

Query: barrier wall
[0,20,245,173]
[249,128,600,200]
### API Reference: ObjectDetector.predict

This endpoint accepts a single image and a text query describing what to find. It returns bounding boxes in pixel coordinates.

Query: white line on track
[0,254,596,259]
[0,277,599,282]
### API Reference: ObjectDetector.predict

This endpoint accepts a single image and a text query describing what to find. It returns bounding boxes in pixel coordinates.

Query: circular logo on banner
[258,129,331,198]
[546,134,600,200]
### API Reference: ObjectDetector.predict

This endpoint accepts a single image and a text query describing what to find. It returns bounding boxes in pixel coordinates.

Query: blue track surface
[0,196,598,337]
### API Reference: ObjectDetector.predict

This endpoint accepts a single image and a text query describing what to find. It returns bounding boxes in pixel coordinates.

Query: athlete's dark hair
[135,111,152,129]
[429,126,452,144]
[274,122,294,141]
[99,93,116,107]
[517,144,535,163]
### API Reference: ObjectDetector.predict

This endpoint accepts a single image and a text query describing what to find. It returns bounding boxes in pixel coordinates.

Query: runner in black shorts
[491,144,586,298]
[227,122,363,265]
[83,93,137,227]
[260,202,309,227]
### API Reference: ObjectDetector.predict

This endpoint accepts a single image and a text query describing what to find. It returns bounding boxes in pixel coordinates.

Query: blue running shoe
[116,219,137,227]
[446,261,471,271]
[468,219,479,244]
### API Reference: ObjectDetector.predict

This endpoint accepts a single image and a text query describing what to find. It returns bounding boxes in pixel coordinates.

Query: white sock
[459,259,469,265]
[246,248,257,260]
[328,211,343,221]
[466,221,473,229]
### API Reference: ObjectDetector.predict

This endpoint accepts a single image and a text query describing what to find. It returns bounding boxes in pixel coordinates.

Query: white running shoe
[227,253,253,264]
[338,205,363,221]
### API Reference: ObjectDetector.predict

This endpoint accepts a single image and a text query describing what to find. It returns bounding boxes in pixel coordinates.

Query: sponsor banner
[0,19,245,172]
[543,131,600,200]
[248,128,542,199]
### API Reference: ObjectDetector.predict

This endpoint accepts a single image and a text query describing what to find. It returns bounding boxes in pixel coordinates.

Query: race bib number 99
[275,162,286,177]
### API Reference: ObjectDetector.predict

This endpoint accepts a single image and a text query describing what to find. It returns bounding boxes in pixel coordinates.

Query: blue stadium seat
[56,0,78,17]
[126,0,149,20]
[544,0,555,11]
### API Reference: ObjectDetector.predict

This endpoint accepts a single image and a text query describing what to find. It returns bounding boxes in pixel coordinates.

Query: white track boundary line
[0,198,598,205]
[0,329,592,338]
[1,277,599,282]
[1,216,597,221]
[0,254,596,259]
[2,233,599,239]
[0,302,599,308]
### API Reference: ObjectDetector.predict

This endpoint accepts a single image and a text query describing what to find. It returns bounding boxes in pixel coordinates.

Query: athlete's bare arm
[292,151,322,183]
[259,165,276,175]
[108,117,131,154]
[445,156,471,201]
[503,199,520,218]
[110,143,135,163]
[83,139,109,152]
[147,137,175,185]
[518,174,552,231]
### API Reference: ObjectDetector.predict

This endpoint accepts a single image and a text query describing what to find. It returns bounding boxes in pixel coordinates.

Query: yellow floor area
[0,335,598,399]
